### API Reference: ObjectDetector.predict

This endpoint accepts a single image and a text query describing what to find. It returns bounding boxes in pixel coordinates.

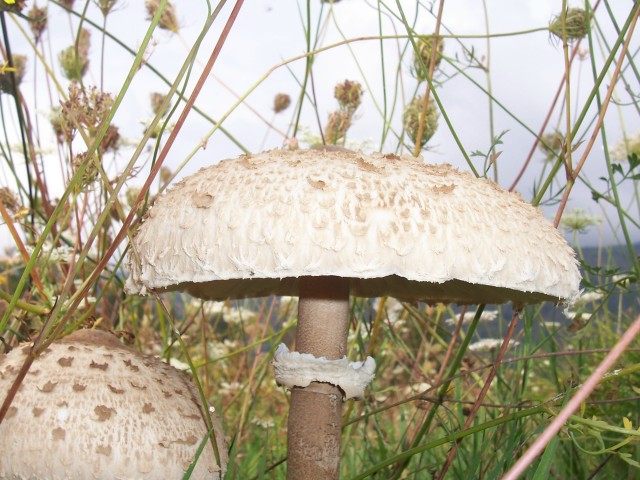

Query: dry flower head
[403,95,439,149]
[273,93,291,113]
[0,54,26,94]
[28,5,48,42]
[550,8,590,41]
[334,80,363,114]
[58,28,91,81]
[146,0,179,33]
[412,35,444,81]
[150,92,170,117]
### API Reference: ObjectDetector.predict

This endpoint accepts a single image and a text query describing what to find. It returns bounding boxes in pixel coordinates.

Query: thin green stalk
[390,305,486,479]
[482,0,498,182]
[353,404,546,480]
[0,287,49,315]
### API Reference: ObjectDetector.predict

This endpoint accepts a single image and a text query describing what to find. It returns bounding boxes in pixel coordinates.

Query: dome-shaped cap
[125,149,581,305]
[0,330,227,479]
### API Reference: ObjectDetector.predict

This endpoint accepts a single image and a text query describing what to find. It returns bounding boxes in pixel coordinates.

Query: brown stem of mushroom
[287,276,350,480]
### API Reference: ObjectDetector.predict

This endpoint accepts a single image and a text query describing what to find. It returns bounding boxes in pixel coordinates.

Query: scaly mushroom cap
[0,330,227,479]
[125,149,581,305]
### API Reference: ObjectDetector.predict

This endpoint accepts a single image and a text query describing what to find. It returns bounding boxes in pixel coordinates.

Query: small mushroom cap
[0,330,227,479]
[126,149,581,305]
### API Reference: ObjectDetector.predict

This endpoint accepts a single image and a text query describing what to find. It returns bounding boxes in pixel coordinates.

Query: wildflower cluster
[609,132,640,163]
[58,28,91,81]
[411,35,444,81]
[273,93,291,114]
[28,4,48,42]
[538,131,564,161]
[145,0,179,33]
[550,8,590,42]
[324,79,363,146]
[0,54,26,95]
[403,95,439,150]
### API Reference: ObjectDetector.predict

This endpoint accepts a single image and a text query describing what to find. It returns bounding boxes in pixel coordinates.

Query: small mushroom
[125,148,581,479]
[0,329,227,479]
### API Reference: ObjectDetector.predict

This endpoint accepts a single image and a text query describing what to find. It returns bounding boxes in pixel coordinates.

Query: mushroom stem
[287,276,350,480]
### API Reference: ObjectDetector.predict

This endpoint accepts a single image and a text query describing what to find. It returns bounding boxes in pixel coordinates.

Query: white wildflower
[251,418,275,429]
[26,244,76,263]
[563,309,592,322]
[468,338,519,353]
[403,381,432,396]
[207,339,239,359]
[609,131,640,163]
[201,301,256,325]
[78,296,96,309]
[220,381,242,396]
[542,320,563,329]
[573,291,603,306]
[612,274,633,289]
[167,357,190,371]
[445,309,498,326]
[373,297,405,325]
[560,209,602,233]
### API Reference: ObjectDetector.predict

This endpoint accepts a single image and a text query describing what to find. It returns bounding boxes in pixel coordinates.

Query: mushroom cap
[125,149,581,305]
[0,330,227,479]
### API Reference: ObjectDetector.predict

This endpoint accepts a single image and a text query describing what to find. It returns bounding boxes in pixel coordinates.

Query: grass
[0,0,639,478]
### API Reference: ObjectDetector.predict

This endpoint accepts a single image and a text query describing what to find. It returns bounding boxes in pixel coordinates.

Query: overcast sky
[1,0,638,250]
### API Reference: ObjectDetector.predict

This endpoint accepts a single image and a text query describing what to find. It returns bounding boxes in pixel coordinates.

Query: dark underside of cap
[157,275,560,306]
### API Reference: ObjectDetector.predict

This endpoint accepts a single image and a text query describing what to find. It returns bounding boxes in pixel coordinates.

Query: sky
[1,0,639,252]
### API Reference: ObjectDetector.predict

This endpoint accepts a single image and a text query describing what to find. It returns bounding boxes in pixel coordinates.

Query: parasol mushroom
[125,148,581,479]
[0,329,227,479]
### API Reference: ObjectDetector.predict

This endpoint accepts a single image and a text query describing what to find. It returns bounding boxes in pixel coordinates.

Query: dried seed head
[125,187,141,209]
[28,5,48,42]
[0,54,26,94]
[0,0,25,13]
[58,83,115,148]
[60,0,75,9]
[160,166,172,186]
[273,93,291,113]
[59,29,91,81]
[538,131,564,160]
[550,8,590,41]
[324,110,352,146]
[72,152,100,189]
[146,0,179,33]
[94,0,120,16]
[412,35,444,81]
[0,187,20,214]
[100,125,120,154]
[49,107,68,144]
[334,80,363,114]
[150,92,170,117]
[403,95,439,149]
[59,46,88,81]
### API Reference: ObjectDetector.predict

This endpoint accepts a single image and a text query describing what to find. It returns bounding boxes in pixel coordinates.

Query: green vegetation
[0,1,638,478]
